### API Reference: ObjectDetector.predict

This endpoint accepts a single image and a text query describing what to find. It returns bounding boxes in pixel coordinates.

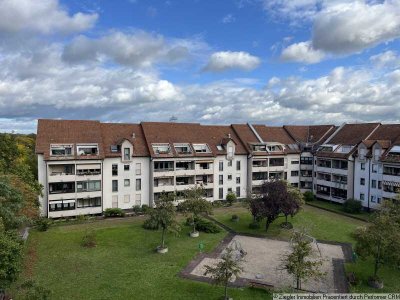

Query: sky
[1,0,400,133]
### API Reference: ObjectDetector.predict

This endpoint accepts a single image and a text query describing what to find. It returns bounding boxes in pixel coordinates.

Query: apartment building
[36,119,400,218]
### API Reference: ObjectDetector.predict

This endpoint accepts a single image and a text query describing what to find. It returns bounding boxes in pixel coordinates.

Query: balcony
[269,158,284,167]
[253,160,268,168]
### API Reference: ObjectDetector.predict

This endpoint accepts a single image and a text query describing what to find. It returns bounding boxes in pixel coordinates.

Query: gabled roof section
[328,123,380,145]
[231,124,259,153]
[252,125,295,145]
[141,122,248,158]
[101,123,149,157]
[36,119,104,160]
[284,125,336,145]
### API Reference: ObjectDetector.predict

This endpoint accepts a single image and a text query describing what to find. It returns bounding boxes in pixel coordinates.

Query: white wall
[37,154,47,216]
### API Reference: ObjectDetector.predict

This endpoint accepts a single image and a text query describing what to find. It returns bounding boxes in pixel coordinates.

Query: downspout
[367,159,371,212]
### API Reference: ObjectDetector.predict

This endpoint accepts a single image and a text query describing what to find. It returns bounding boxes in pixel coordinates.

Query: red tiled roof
[252,125,295,145]
[284,125,336,145]
[328,123,380,145]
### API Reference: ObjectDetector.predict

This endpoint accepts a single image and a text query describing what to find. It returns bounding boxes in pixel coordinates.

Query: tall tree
[147,193,180,252]
[353,199,400,287]
[0,229,23,290]
[180,186,212,236]
[281,230,325,290]
[204,247,243,300]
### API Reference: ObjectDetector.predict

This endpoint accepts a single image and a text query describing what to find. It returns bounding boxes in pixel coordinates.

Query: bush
[231,214,239,222]
[248,221,261,229]
[303,191,315,202]
[343,198,362,214]
[185,217,220,233]
[36,218,52,231]
[226,193,237,206]
[132,205,142,214]
[81,229,96,248]
[104,208,125,218]
[212,200,224,208]
[143,217,159,230]
[141,204,152,214]
[19,280,51,300]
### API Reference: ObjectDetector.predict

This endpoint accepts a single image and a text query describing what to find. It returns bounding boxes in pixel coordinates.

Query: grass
[306,199,372,222]
[12,216,268,300]
[212,203,400,292]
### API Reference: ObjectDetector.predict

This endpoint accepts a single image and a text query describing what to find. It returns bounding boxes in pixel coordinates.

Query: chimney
[228,133,231,139]
[132,133,136,139]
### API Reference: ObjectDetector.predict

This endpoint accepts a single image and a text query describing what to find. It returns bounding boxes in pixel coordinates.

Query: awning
[76,164,101,170]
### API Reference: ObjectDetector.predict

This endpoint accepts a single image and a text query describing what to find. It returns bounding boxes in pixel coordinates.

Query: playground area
[186,234,350,293]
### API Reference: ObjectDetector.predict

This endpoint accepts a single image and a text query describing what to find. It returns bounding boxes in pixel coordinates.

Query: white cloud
[0,0,97,34]
[62,31,205,68]
[263,0,322,24]
[280,41,325,64]
[370,50,400,68]
[222,14,235,24]
[203,51,261,72]
[312,1,400,54]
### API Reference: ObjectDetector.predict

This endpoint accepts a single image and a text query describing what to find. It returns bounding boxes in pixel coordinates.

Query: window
[371,195,376,203]
[236,160,241,171]
[377,197,381,204]
[49,182,75,194]
[112,180,118,192]
[124,148,131,160]
[192,144,211,153]
[174,143,192,154]
[291,171,299,177]
[219,161,223,171]
[228,160,232,167]
[371,180,376,189]
[300,157,313,165]
[236,186,240,197]
[76,180,101,192]
[124,195,130,203]
[154,161,174,172]
[228,188,232,193]
[50,144,73,156]
[228,175,232,181]
[124,179,130,187]
[77,144,98,156]
[111,145,119,152]
[112,164,118,176]
[360,193,365,201]
[372,164,377,173]
[378,181,382,189]
[77,197,101,208]
[360,178,365,185]
[124,165,130,171]
[136,179,141,191]
[219,188,223,199]
[135,194,141,206]
[269,158,284,167]
[291,183,299,187]
[112,195,118,208]
[361,163,365,170]
[49,199,75,211]
[136,163,141,175]
[291,160,299,165]
[219,175,223,185]
[152,143,171,155]
[236,177,240,184]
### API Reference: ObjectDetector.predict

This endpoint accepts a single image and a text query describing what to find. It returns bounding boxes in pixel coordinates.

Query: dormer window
[77,144,98,156]
[192,144,211,153]
[216,145,223,151]
[267,145,283,152]
[174,143,192,155]
[359,148,366,160]
[152,143,171,155]
[318,145,333,152]
[50,144,73,156]
[253,144,266,152]
[124,148,131,160]
[111,145,120,153]
[339,145,352,153]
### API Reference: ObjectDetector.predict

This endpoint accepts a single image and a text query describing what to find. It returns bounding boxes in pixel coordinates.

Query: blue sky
[0,0,400,132]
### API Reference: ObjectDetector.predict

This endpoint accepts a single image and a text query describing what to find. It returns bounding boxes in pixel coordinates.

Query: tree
[226,192,237,206]
[281,230,325,290]
[303,191,314,202]
[0,229,23,290]
[204,247,243,300]
[147,193,180,251]
[353,199,400,287]
[180,186,212,236]
[280,184,304,228]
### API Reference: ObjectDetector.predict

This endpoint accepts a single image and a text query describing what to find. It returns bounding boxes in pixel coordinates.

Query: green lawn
[307,199,372,222]
[212,204,400,292]
[12,217,268,300]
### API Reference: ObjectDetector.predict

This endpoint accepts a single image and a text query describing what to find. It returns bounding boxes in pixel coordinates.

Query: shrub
[226,193,237,206]
[212,200,224,208]
[343,198,362,214]
[36,218,52,232]
[303,191,315,202]
[132,205,142,214]
[19,280,51,300]
[231,214,239,222]
[186,217,220,233]
[248,221,261,229]
[141,204,152,214]
[143,217,159,230]
[104,208,125,218]
[81,229,97,248]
